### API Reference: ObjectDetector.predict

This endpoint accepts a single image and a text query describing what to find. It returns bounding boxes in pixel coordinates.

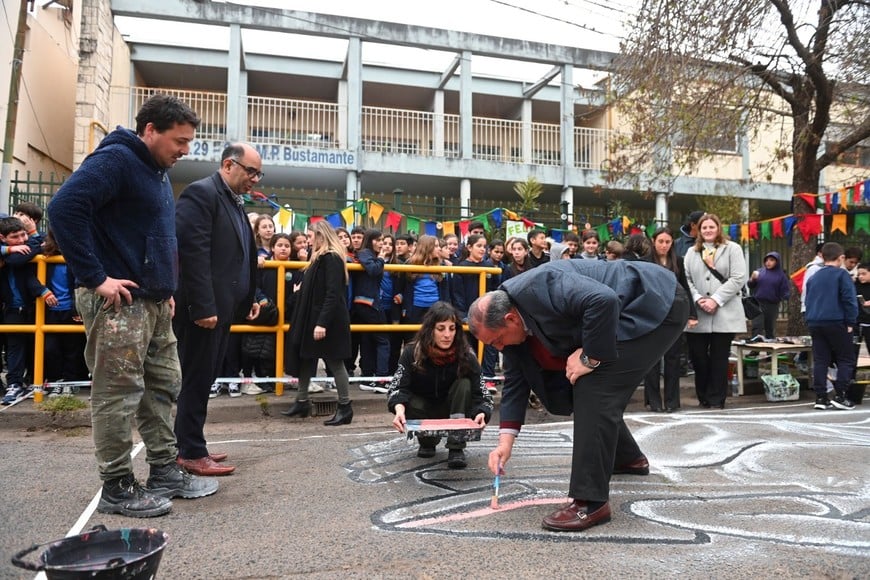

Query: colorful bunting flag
[831,213,847,234]
[369,202,384,223]
[340,206,355,227]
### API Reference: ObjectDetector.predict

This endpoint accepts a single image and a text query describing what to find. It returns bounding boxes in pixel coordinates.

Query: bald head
[220,142,262,195]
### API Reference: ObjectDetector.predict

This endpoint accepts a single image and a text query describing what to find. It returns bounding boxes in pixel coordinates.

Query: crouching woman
[387,301,493,468]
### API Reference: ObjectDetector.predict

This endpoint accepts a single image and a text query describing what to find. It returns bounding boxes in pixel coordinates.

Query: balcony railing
[129,87,615,168]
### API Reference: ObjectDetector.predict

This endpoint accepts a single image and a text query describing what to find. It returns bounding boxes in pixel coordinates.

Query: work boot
[146,462,219,499]
[323,401,354,426]
[281,400,311,417]
[447,449,467,469]
[97,474,172,518]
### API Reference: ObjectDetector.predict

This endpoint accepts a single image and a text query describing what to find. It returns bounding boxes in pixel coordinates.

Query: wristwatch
[580,353,601,370]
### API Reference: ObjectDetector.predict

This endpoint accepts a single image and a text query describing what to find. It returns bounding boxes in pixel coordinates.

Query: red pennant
[795,193,816,209]
[824,194,832,214]
[796,214,822,242]
[749,222,759,240]
[459,220,470,237]
[790,266,807,294]
[309,215,324,224]
[771,218,783,238]
[384,211,403,232]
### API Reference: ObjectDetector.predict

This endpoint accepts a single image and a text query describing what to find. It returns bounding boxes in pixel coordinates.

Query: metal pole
[1,0,28,215]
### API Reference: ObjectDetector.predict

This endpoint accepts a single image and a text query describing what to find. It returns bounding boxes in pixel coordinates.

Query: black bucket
[11,525,168,580]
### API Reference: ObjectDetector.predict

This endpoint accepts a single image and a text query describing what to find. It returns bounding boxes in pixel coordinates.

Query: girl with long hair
[387,301,493,468]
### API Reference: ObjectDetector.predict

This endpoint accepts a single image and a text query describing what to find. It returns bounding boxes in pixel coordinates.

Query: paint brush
[490,464,501,509]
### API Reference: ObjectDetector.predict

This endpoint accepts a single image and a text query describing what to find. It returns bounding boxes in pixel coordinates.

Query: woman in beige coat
[684,214,747,408]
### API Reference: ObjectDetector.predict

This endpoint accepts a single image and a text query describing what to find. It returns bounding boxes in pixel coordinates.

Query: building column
[655,192,668,228]
[226,24,246,141]
[433,90,444,157]
[521,100,532,163]
[561,187,574,229]
[346,171,358,208]
[460,179,471,218]
[460,50,472,160]
[73,0,115,167]
[560,64,574,190]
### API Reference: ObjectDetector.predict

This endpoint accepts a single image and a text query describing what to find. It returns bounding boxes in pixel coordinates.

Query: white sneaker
[227,383,241,398]
[209,383,223,399]
[307,383,324,393]
[241,383,265,395]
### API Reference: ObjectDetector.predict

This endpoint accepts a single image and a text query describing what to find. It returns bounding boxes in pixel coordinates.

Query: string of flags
[242,177,869,242]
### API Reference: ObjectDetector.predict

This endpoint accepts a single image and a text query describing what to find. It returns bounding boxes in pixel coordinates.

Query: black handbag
[701,260,760,320]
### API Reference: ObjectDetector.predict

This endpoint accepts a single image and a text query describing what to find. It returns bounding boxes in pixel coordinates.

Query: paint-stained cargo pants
[76,289,181,481]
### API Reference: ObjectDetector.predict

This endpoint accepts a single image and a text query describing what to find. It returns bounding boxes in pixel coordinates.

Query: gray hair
[467,290,513,335]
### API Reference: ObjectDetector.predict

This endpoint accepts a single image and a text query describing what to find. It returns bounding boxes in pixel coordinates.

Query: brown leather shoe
[209,453,228,463]
[542,500,611,532]
[176,456,235,476]
[612,455,650,475]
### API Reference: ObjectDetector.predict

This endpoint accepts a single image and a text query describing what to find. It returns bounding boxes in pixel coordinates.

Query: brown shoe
[176,456,235,476]
[542,500,611,532]
[612,455,650,476]
[209,453,228,463]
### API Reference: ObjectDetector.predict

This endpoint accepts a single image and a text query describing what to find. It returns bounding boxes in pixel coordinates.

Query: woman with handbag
[684,214,747,409]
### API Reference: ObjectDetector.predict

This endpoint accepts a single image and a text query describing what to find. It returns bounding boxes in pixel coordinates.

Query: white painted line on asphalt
[33,442,146,580]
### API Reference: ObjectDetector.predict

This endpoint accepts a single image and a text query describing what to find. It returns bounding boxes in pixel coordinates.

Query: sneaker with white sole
[359,383,388,394]
[209,383,223,399]
[830,394,855,410]
[2,383,29,405]
[241,383,265,395]
[227,383,241,398]
[813,396,832,410]
[48,385,65,398]
[307,383,324,393]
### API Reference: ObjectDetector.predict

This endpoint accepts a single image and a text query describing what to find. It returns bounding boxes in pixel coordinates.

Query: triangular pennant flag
[760,221,771,240]
[492,211,503,228]
[406,216,420,234]
[369,202,384,224]
[864,180,870,202]
[293,212,308,232]
[853,183,862,204]
[740,223,749,242]
[550,230,564,242]
[839,187,848,210]
[354,199,366,214]
[385,211,402,232]
[459,220,470,237]
[729,224,738,240]
[340,205,355,227]
[796,193,816,209]
[831,213,848,234]
[326,213,343,228]
[790,266,807,294]
[595,223,611,242]
[784,216,797,236]
[309,215,324,224]
[424,221,438,236]
[749,222,759,240]
[277,207,292,229]
[796,214,822,242]
[825,193,833,213]
[443,221,455,236]
[521,218,537,228]
[622,216,630,232]
[503,209,519,220]
[611,218,623,237]
[854,212,870,234]
[771,218,783,238]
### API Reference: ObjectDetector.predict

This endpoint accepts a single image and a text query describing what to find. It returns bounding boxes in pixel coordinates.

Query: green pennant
[406,216,420,234]
[293,213,308,232]
[854,212,870,234]
[595,223,611,242]
[760,221,771,240]
[356,200,368,216]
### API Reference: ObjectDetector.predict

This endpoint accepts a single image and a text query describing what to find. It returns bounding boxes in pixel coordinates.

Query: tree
[610,0,870,334]
[513,176,543,216]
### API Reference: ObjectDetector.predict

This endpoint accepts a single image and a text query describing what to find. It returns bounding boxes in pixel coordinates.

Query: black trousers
[687,332,735,407]
[643,334,682,411]
[567,286,690,502]
[174,317,233,460]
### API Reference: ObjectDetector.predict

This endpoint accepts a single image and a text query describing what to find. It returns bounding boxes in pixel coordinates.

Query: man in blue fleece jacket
[47,94,218,518]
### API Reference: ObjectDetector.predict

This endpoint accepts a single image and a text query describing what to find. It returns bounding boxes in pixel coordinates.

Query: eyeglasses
[230,159,264,180]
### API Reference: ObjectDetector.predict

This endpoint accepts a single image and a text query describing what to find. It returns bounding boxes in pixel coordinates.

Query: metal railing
[131,87,228,142]
[248,97,340,147]
[10,257,500,397]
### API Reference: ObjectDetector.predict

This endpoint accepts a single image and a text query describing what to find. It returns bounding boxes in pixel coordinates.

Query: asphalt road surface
[1,394,868,579]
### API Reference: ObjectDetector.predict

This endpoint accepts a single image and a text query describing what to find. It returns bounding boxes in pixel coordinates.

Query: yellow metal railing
[14,257,500,397]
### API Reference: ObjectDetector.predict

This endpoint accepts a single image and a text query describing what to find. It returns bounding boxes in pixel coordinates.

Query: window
[831,144,870,167]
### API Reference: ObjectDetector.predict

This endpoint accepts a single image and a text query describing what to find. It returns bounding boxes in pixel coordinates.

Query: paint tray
[405,418,484,442]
